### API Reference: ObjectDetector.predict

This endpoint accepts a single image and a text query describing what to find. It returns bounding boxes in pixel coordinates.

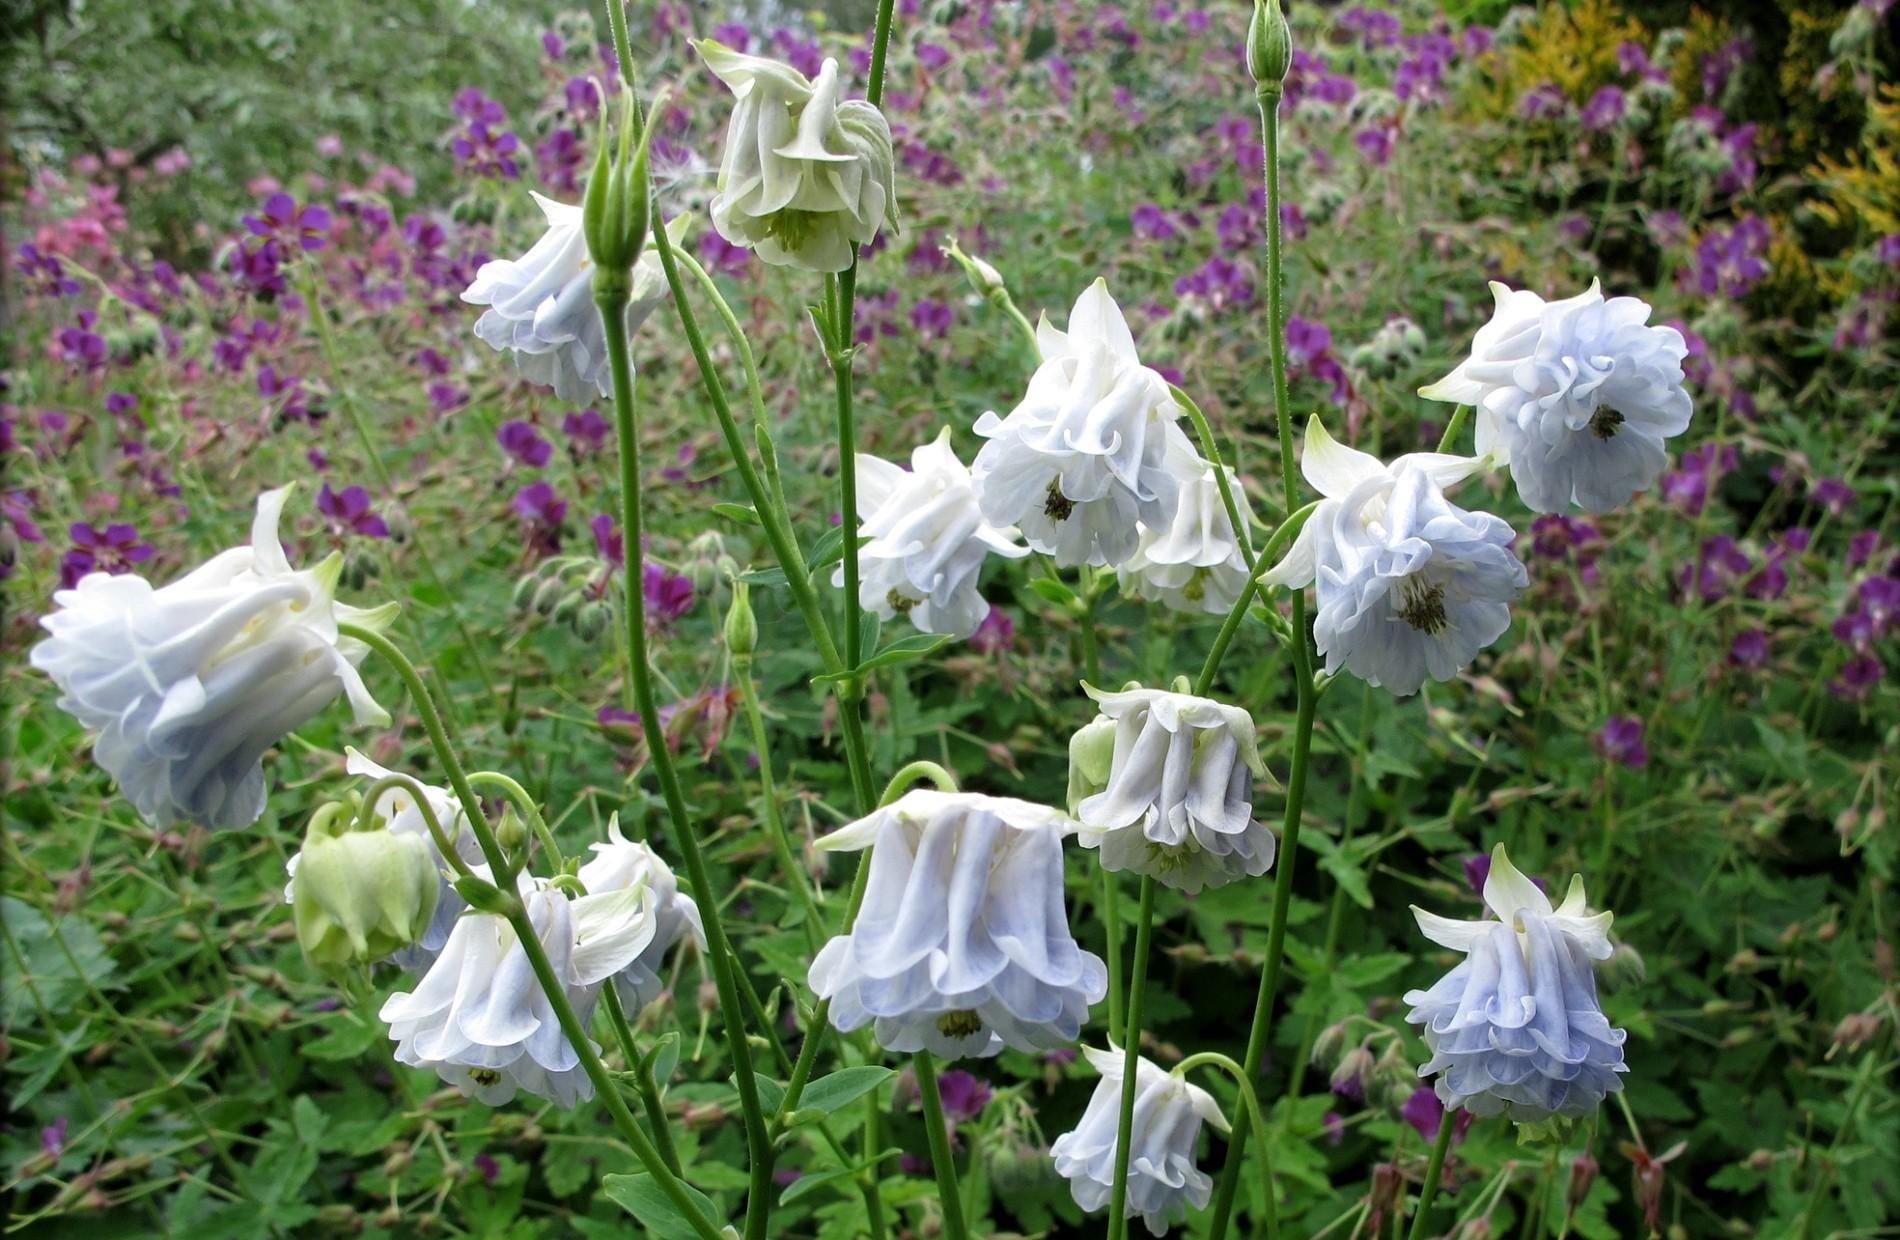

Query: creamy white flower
[807,790,1107,1059]
[695,41,897,273]
[576,817,706,1013]
[1117,461,1250,615]
[462,198,685,402]
[1404,844,1627,1119]
[1420,280,1693,513]
[972,280,1197,568]
[1069,683,1274,893]
[1051,1045,1229,1237]
[380,870,653,1107]
[834,428,1029,639]
[1265,419,1527,697]
[30,487,395,830]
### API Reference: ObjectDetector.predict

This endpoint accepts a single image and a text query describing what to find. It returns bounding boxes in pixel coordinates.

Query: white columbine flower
[694,40,898,273]
[575,818,706,1013]
[1264,418,1528,697]
[1051,1045,1229,1237]
[972,280,1198,568]
[463,199,686,402]
[807,789,1107,1059]
[1404,844,1628,1120]
[1068,683,1274,894]
[1420,280,1693,513]
[1117,461,1250,615]
[380,870,653,1107]
[30,487,395,830]
[837,428,1029,639]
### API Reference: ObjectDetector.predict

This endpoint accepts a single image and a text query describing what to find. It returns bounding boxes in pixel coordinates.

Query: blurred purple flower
[1401,1087,1474,1144]
[1729,629,1769,669]
[1582,85,1626,131]
[910,298,954,338]
[61,521,155,588]
[1131,203,1177,242]
[1831,655,1883,701]
[316,483,389,539]
[1595,716,1649,768]
[243,192,332,253]
[935,1070,992,1123]
[1811,477,1855,516]
[969,607,1014,654]
[499,420,553,468]
[512,481,566,557]
[564,408,611,454]
[643,561,695,625]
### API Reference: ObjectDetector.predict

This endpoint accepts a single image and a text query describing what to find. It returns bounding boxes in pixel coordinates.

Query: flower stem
[1194,499,1319,696]
[467,769,561,863]
[1170,383,1257,567]
[338,620,721,1240]
[1436,404,1472,454]
[1101,869,1125,1034]
[878,760,960,804]
[1106,875,1159,1240]
[913,1051,971,1240]
[1405,1108,1459,1240]
[1204,68,1321,1240]
[602,981,684,1177]
[595,280,776,1237]
[1173,1053,1278,1233]
[735,661,827,953]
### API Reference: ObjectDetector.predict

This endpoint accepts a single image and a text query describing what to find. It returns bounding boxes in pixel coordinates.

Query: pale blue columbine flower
[807,790,1108,1059]
[1403,844,1628,1121]
[1420,280,1693,514]
[1263,418,1527,697]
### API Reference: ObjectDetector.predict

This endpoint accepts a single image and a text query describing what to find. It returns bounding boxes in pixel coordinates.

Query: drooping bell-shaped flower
[30,486,396,830]
[575,817,705,1013]
[807,789,1108,1059]
[462,198,685,402]
[972,280,1199,568]
[1420,280,1693,513]
[1117,461,1251,615]
[289,800,441,968]
[836,428,1029,639]
[1050,1045,1229,1237]
[694,40,898,273]
[1068,682,1274,893]
[1403,844,1628,1121]
[380,869,654,1107]
[1263,418,1527,697]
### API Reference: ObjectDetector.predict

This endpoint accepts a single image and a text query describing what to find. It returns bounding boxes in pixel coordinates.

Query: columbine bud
[292,801,439,967]
[495,805,528,855]
[942,236,1007,299]
[1601,941,1647,990]
[1064,715,1117,817]
[582,89,658,279]
[1247,0,1292,91]
[724,581,757,659]
[1567,1149,1600,1212]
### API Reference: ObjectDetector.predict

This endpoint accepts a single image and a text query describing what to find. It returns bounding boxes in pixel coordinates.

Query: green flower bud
[495,805,528,855]
[724,581,757,659]
[584,89,660,279]
[574,599,609,641]
[551,589,584,624]
[1066,715,1117,817]
[942,236,1007,300]
[1247,0,1292,91]
[292,808,439,967]
[531,577,565,615]
[512,572,541,612]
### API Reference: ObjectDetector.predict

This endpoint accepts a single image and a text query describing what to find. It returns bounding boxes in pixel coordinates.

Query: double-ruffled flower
[462,197,684,402]
[1403,844,1628,1121]
[574,818,705,1013]
[807,790,1107,1059]
[30,487,395,830]
[1051,1045,1229,1237]
[1264,419,1527,697]
[972,280,1198,568]
[1117,463,1250,615]
[1068,683,1274,893]
[838,429,1029,639]
[1421,280,1693,513]
[694,40,897,273]
[380,869,654,1107]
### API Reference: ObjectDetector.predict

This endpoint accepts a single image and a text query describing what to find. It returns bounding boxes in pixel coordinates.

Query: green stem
[1436,404,1472,455]
[1205,73,1322,1240]
[913,1051,971,1240]
[1106,875,1158,1240]
[595,279,775,1236]
[603,982,684,1177]
[1101,869,1125,1034]
[1194,500,1319,696]
[1171,384,1257,567]
[467,769,560,864]
[878,760,960,804]
[1405,1109,1459,1240]
[1173,1053,1277,1233]
[735,661,826,953]
[337,620,721,1240]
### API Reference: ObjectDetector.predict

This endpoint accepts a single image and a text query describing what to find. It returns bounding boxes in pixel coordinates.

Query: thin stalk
[1174,1053,1278,1233]
[913,1051,971,1240]
[1106,876,1159,1240]
[1102,870,1125,1034]
[1205,68,1322,1240]
[1405,1111,1459,1240]
[879,760,960,803]
[1436,404,1472,455]
[1171,383,1257,567]
[735,661,826,952]
[595,280,775,1237]
[1194,499,1319,695]
[337,620,722,1240]
[602,982,684,1178]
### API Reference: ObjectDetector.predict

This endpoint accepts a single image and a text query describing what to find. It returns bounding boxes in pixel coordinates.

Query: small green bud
[1065,715,1117,817]
[1247,0,1292,91]
[292,814,439,967]
[574,599,609,641]
[495,805,528,855]
[584,88,661,277]
[942,236,1007,299]
[531,577,565,616]
[551,589,584,624]
[453,873,515,915]
[512,572,541,612]
[724,581,757,658]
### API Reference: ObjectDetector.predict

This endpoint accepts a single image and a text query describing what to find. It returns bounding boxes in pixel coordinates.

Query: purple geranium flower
[498,420,553,468]
[60,521,155,588]
[316,483,390,539]
[1595,716,1649,768]
[244,192,332,253]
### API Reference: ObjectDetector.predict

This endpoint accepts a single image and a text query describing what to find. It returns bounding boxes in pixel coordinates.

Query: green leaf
[739,566,789,588]
[859,633,951,674]
[302,1013,383,1061]
[741,1070,787,1116]
[799,1066,894,1115]
[1027,577,1077,607]
[1334,952,1411,989]
[644,1031,681,1091]
[711,502,760,526]
[780,1166,857,1207]
[601,1172,722,1240]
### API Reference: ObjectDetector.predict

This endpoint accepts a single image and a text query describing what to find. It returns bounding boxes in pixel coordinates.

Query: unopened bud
[724,581,757,658]
[1065,716,1116,816]
[1247,0,1292,90]
[1329,1045,1375,1100]
[584,88,660,278]
[1310,1021,1350,1066]
[495,805,528,855]
[531,577,565,615]
[942,236,1007,299]
[697,979,720,1012]
[291,803,439,967]
[1567,1150,1600,1210]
